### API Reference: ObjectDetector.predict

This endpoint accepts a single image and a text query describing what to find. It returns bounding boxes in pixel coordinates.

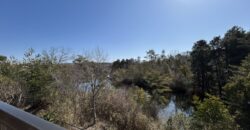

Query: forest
[0,26,250,130]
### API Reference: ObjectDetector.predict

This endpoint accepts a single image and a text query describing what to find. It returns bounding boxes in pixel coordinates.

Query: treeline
[0,26,250,130]
[191,26,250,129]
[0,48,164,129]
[111,50,193,104]
[191,26,250,98]
[111,26,250,130]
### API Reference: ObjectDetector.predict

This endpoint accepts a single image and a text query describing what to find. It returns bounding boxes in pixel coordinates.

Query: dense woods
[1,26,250,130]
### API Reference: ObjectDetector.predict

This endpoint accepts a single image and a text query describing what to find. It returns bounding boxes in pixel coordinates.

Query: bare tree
[74,48,109,126]
[41,48,70,64]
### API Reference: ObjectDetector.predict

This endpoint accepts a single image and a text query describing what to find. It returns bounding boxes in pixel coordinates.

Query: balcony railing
[0,101,66,130]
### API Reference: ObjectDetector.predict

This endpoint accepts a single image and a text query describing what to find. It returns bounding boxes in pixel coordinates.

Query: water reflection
[158,94,193,119]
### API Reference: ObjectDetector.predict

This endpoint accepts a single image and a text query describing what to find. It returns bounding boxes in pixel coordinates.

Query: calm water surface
[158,94,193,120]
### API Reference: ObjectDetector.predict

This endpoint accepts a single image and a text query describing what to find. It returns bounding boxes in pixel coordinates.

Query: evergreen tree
[225,54,250,130]
[191,40,212,99]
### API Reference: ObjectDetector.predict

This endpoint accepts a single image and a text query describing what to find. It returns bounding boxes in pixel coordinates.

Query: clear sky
[0,0,250,61]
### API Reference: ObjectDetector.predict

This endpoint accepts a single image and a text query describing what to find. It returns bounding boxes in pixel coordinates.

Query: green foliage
[209,36,227,97]
[1,26,250,129]
[132,87,152,106]
[190,26,250,99]
[224,54,250,130]
[0,75,22,105]
[111,51,193,106]
[223,26,250,66]
[191,40,212,98]
[143,70,172,105]
[42,111,57,123]
[192,95,237,130]
[0,48,64,111]
[165,113,191,130]
[0,55,7,62]
[167,53,193,93]
[19,49,55,106]
[0,56,24,106]
[73,55,88,64]
[145,49,158,61]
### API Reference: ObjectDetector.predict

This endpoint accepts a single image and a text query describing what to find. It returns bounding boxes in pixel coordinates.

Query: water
[158,94,193,120]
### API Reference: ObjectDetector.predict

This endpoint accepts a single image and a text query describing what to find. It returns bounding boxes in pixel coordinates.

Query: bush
[165,113,191,130]
[0,75,22,106]
[191,95,238,130]
[97,88,158,130]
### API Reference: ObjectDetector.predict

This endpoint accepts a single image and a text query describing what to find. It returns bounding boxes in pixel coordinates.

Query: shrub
[191,95,238,130]
[0,75,22,106]
[165,113,191,130]
[97,88,157,130]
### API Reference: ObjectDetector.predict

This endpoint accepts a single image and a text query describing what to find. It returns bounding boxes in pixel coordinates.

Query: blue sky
[0,0,250,61]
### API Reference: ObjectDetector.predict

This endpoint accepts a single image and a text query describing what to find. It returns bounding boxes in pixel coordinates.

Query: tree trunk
[92,93,97,125]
